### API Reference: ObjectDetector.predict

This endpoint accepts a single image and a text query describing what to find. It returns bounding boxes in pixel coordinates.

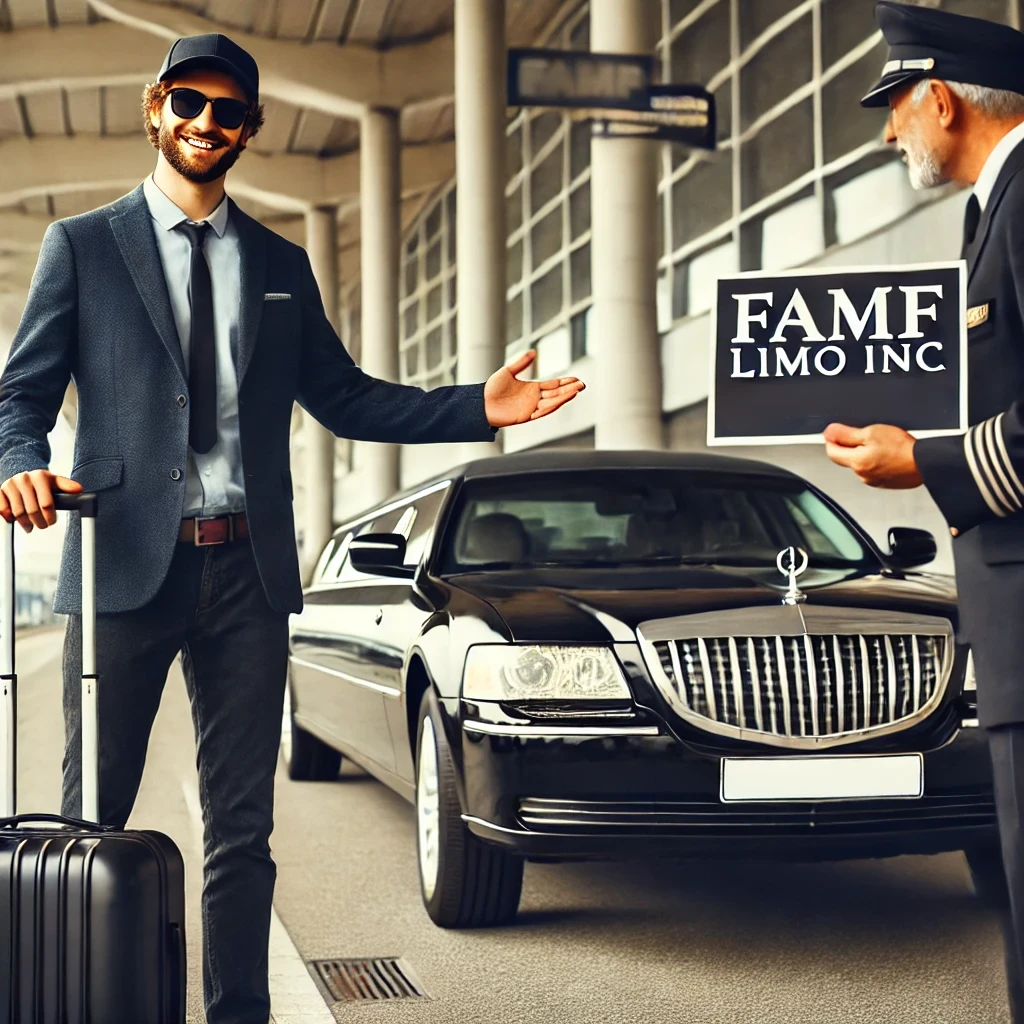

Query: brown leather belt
[178,512,249,546]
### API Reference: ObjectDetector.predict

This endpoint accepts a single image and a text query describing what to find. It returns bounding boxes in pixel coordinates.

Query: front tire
[281,674,342,782]
[966,841,1010,910]
[415,689,523,928]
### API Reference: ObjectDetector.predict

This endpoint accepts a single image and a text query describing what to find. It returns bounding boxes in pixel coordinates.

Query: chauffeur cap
[158,33,259,104]
[861,1,1024,108]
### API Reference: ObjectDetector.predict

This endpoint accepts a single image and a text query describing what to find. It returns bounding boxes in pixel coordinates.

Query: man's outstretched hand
[0,470,84,532]
[484,350,586,428]
[823,422,923,489]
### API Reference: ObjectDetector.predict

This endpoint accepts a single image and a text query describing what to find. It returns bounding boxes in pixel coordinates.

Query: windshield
[438,470,877,573]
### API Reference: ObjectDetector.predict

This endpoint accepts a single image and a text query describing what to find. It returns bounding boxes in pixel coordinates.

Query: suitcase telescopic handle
[52,492,98,517]
[0,812,119,831]
[1,491,100,822]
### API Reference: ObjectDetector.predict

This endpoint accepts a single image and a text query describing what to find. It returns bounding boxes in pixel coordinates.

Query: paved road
[11,627,1013,1023]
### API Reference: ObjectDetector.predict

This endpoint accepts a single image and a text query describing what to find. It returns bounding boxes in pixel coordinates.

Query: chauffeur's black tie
[962,193,981,256]
[176,221,217,455]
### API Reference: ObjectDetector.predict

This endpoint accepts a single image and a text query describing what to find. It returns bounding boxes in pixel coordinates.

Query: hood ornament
[776,546,809,605]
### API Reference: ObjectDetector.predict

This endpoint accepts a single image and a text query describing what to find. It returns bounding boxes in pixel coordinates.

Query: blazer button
[177,394,187,408]
[950,527,959,538]
[170,468,182,481]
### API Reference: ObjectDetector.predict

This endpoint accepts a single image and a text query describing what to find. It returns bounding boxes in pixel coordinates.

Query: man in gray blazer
[0,33,584,1024]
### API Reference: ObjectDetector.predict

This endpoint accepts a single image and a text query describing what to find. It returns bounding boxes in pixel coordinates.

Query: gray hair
[911,77,1024,117]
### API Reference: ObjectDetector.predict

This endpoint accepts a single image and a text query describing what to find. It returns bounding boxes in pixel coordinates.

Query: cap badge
[881,56,936,76]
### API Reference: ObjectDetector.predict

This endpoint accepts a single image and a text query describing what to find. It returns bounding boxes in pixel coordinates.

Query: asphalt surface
[11,626,1014,1024]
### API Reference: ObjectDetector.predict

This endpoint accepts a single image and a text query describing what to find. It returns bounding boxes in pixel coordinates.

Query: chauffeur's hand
[484,349,586,427]
[824,422,924,489]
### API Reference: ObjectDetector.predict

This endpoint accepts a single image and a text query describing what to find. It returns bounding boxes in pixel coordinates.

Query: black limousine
[282,449,997,928]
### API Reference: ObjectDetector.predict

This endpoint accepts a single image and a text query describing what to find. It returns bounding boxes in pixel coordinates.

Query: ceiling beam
[0,136,454,212]
[67,0,456,115]
[0,24,162,102]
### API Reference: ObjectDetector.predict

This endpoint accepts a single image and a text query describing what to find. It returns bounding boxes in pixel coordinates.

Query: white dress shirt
[974,119,1024,211]
[143,175,246,517]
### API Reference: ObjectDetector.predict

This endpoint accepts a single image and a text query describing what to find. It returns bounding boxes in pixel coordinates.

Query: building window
[501,5,593,370]
[394,0,1011,374]
[398,182,456,388]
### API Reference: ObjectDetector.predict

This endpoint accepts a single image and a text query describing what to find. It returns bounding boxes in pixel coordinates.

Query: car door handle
[374,608,383,625]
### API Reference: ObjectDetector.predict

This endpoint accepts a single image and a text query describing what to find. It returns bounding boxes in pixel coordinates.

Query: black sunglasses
[168,88,249,131]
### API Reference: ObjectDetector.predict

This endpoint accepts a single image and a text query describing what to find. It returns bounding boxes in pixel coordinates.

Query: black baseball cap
[861,1,1024,107]
[158,33,259,104]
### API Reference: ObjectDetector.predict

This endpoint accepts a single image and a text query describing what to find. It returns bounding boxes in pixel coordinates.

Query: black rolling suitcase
[0,493,186,1023]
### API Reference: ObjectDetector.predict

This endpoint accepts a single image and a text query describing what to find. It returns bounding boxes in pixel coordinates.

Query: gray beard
[158,122,243,184]
[902,133,946,190]
[908,150,945,190]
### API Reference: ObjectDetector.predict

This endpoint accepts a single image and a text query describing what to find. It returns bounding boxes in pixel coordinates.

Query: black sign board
[708,263,968,446]
[508,48,716,149]
[587,85,715,148]
[509,48,654,108]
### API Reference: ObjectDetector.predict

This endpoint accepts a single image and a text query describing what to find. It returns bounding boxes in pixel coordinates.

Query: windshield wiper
[524,556,714,569]
[455,560,522,570]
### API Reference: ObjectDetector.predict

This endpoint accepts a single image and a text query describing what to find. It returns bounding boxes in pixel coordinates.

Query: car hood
[442,565,958,644]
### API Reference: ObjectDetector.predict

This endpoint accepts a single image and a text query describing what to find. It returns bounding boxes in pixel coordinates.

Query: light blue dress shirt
[143,175,246,517]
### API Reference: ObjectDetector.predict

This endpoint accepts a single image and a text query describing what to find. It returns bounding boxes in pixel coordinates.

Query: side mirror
[887,527,937,569]
[349,532,415,579]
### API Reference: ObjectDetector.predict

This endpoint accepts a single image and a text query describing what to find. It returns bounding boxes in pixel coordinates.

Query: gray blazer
[0,184,497,616]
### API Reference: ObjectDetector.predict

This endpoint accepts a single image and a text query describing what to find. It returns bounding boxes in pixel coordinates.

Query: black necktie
[962,193,981,256]
[175,222,217,454]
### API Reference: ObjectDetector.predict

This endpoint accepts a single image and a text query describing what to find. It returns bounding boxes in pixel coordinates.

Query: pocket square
[264,292,292,301]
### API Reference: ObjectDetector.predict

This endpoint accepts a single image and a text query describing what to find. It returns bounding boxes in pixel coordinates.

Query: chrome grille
[654,633,945,739]
[640,615,954,752]
[637,606,954,750]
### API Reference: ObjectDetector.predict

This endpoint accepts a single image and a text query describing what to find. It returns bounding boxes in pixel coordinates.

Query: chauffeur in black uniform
[825,3,1024,1018]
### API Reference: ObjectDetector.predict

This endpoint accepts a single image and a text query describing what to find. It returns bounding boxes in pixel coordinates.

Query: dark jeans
[60,534,289,1024]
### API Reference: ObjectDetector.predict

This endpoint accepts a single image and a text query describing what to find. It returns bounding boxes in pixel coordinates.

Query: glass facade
[398,184,458,390]
[388,0,1018,387]
[395,7,591,387]
[657,0,1017,318]
[505,10,592,364]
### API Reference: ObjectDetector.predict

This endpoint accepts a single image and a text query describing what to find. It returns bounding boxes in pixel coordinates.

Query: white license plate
[720,753,924,802]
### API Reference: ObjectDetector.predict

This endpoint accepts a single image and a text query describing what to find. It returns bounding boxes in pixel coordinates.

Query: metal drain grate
[312,957,430,1002]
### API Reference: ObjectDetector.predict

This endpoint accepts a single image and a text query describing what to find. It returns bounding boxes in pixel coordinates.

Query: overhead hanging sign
[507,48,716,150]
[707,263,968,446]
[508,48,655,107]
[585,85,715,147]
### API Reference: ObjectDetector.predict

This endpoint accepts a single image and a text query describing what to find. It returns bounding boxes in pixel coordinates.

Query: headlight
[462,645,631,701]
[964,649,977,692]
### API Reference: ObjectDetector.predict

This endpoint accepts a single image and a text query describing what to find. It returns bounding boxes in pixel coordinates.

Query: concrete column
[359,108,401,505]
[301,206,340,583]
[590,0,663,450]
[455,0,506,459]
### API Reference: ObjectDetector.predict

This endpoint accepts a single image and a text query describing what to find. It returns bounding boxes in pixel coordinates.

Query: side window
[403,487,449,567]
[394,506,418,539]
[319,532,353,584]
[311,535,340,585]
[370,507,410,536]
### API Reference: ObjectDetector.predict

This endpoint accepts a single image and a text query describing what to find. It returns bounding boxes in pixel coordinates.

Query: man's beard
[900,127,946,190]
[158,122,244,184]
